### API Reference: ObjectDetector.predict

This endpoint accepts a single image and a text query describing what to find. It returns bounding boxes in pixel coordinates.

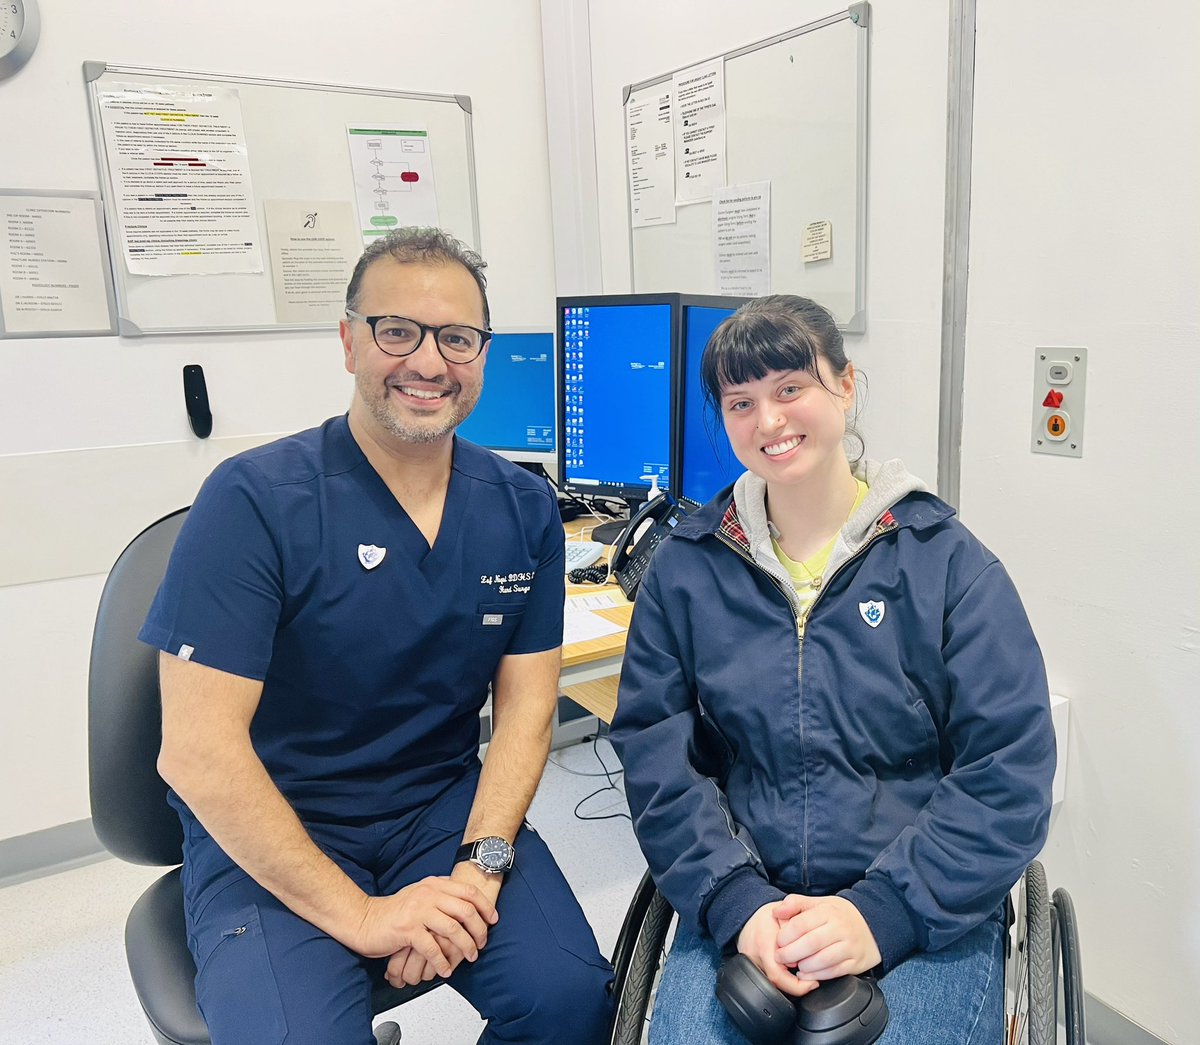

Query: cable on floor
[566,733,631,823]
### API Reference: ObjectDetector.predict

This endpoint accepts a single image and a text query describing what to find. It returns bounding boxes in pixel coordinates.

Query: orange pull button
[1042,389,1064,408]
[1046,412,1069,438]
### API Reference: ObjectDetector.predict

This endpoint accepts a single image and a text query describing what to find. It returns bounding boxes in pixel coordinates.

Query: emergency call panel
[1031,347,1087,459]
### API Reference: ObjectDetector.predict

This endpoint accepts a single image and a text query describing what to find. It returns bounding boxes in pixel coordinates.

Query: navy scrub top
[140,415,566,826]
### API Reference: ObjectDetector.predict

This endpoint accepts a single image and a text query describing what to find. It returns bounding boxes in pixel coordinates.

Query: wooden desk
[559,520,631,724]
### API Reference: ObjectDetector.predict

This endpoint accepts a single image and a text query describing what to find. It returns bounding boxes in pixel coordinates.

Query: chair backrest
[88,508,190,867]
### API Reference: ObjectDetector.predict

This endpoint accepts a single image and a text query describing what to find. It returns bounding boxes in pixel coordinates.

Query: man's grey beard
[363,374,482,444]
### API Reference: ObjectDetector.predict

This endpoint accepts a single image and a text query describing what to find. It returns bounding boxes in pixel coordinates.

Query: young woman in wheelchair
[609,295,1056,1044]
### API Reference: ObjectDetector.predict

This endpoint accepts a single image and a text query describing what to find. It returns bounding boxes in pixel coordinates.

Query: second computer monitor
[675,296,748,507]
[457,330,556,470]
[558,294,679,503]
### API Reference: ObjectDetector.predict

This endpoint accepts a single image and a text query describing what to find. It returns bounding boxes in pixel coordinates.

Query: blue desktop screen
[679,305,743,505]
[457,331,555,456]
[562,302,672,494]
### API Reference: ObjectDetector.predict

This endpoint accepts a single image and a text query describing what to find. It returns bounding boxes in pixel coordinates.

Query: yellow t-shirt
[771,479,869,633]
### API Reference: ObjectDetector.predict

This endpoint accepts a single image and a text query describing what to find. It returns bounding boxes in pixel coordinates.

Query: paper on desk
[567,590,627,612]
[563,608,625,645]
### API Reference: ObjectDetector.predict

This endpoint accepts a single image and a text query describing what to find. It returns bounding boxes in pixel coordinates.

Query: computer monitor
[557,294,679,505]
[674,296,749,507]
[457,329,557,470]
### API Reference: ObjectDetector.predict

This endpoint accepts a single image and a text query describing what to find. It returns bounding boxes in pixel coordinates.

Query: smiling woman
[705,296,860,563]
[609,293,1056,1045]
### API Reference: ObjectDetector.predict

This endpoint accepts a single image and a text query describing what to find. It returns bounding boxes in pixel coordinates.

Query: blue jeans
[649,911,1005,1045]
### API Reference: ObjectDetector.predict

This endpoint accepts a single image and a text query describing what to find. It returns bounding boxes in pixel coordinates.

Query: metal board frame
[83,61,480,336]
[622,4,870,332]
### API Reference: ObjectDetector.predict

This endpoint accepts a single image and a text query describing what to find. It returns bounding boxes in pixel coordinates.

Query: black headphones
[715,955,888,1045]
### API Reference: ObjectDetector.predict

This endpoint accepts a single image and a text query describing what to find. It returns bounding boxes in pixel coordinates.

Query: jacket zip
[714,525,894,888]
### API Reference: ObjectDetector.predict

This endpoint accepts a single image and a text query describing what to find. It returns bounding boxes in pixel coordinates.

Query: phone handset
[610,491,688,599]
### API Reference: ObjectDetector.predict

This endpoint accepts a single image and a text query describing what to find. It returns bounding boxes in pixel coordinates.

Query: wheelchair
[607,861,1085,1045]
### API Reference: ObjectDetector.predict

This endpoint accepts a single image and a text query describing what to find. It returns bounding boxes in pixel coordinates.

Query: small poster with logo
[264,199,360,324]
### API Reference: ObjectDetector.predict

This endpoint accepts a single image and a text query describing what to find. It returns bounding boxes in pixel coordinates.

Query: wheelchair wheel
[1007,861,1055,1045]
[609,871,675,1045]
[1053,887,1086,1045]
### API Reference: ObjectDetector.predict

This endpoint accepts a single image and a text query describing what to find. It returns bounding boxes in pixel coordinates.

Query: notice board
[624,4,870,331]
[84,62,480,335]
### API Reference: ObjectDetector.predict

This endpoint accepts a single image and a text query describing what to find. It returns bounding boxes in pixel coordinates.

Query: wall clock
[0,0,40,81]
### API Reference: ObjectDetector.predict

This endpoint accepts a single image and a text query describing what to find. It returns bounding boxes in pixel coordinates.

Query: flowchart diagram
[347,125,440,240]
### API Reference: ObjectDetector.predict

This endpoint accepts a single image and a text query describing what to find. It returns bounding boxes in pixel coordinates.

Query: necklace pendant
[810,576,823,590]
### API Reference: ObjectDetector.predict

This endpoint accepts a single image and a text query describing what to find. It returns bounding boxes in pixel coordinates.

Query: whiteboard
[625,5,870,331]
[84,62,480,335]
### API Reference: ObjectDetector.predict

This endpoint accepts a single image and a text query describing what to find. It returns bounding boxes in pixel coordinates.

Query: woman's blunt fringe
[699,294,863,462]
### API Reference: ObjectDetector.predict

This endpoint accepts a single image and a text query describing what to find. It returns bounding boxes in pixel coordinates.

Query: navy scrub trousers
[182,771,614,1045]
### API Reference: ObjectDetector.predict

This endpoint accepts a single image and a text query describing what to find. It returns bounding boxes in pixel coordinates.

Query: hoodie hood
[728,458,928,595]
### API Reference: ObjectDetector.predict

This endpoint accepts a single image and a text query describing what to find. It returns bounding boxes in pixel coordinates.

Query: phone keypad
[616,527,665,598]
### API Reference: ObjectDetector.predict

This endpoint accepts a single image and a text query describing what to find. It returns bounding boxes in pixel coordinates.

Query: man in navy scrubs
[141,228,613,1044]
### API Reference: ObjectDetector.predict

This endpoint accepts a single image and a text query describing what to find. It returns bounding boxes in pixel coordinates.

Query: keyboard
[564,540,605,573]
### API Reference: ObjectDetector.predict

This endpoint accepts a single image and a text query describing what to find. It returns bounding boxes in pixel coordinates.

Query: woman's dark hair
[700,294,863,460]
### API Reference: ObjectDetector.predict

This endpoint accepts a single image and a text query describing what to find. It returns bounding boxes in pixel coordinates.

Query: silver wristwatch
[455,836,515,876]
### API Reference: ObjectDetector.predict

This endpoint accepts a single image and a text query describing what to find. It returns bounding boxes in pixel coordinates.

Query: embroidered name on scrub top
[480,570,536,596]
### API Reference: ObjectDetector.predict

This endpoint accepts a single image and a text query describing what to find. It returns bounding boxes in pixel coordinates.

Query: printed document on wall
[96,83,264,276]
[671,59,726,204]
[264,200,360,324]
[802,220,833,263]
[347,125,439,243]
[713,182,770,296]
[0,194,113,335]
[626,86,676,228]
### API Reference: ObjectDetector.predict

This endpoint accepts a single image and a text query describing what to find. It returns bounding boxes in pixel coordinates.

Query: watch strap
[454,841,475,865]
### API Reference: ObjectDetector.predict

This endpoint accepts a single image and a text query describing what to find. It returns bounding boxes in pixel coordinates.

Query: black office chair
[607,861,1084,1045]
[88,507,433,1045]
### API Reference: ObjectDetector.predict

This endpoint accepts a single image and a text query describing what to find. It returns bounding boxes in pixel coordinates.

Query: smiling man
[141,228,613,1045]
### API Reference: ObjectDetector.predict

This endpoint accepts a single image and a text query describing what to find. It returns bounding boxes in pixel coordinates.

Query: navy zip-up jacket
[610,461,1055,972]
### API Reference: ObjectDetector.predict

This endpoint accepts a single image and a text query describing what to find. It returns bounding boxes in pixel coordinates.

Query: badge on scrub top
[358,544,387,570]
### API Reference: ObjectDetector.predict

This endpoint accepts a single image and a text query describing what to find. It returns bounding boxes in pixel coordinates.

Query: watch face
[475,837,513,871]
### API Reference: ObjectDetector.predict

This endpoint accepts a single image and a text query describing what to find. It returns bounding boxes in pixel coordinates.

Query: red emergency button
[1042,389,1064,408]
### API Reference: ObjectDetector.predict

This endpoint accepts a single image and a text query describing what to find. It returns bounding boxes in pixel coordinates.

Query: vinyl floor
[0,737,643,1045]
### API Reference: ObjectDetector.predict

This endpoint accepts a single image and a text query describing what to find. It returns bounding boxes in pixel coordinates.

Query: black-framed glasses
[345,310,492,363]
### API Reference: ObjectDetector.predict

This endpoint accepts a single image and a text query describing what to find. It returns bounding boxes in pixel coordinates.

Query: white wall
[581,0,952,480]
[0,0,558,841]
[964,4,1200,1041]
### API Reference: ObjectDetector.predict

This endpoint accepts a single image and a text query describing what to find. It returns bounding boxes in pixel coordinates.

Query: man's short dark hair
[345,227,490,327]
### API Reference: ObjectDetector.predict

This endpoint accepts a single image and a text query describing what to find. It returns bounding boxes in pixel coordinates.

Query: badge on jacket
[859,600,885,628]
